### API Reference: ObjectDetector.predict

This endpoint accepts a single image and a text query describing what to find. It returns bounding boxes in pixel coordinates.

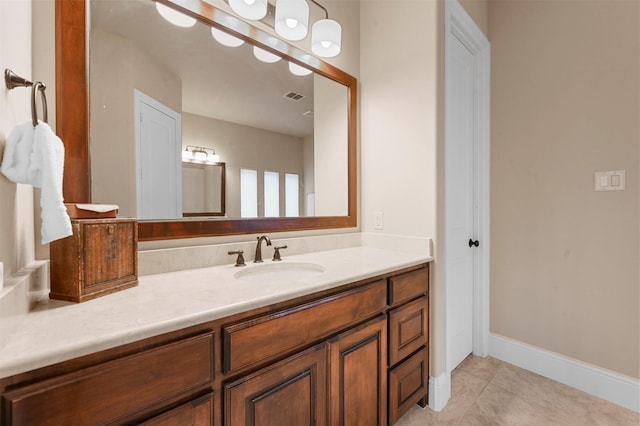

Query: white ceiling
[91,0,315,137]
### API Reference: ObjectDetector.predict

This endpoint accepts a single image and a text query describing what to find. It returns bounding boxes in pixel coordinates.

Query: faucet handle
[272,245,288,261]
[228,250,246,267]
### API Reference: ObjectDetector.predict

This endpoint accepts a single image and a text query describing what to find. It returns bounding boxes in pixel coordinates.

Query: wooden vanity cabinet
[0,263,430,426]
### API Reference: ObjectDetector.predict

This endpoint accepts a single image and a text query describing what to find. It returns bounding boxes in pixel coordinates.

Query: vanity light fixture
[229,0,268,20]
[288,61,312,76]
[155,2,197,28]
[310,0,341,58]
[211,27,244,47]
[275,0,309,41]
[182,146,220,164]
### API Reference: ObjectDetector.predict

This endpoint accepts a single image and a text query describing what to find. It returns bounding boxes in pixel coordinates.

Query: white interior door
[435,1,490,410]
[445,30,476,371]
[134,90,182,220]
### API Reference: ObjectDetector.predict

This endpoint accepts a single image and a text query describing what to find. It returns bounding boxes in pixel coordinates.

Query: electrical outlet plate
[594,170,626,192]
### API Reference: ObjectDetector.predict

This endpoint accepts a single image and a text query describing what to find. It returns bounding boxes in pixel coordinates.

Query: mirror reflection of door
[134,89,182,220]
[182,162,226,217]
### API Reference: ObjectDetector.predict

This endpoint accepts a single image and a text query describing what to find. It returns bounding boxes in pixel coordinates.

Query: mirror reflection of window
[264,171,280,218]
[285,173,299,217]
[240,169,258,218]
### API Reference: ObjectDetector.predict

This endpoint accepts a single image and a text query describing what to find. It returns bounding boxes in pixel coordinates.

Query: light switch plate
[594,170,625,191]
[374,212,384,230]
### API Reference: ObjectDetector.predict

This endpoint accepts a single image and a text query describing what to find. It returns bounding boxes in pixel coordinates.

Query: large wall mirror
[56,0,357,241]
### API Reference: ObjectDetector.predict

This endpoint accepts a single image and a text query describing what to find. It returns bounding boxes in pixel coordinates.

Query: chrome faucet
[254,235,272,263]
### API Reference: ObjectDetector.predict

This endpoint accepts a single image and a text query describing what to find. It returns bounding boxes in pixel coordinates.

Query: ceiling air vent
[284,91,305,101]
[303,110,314,118]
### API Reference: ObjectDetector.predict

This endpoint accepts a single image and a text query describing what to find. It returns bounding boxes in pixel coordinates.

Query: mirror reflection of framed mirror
[182,162,226,217]
[56,0,357,241]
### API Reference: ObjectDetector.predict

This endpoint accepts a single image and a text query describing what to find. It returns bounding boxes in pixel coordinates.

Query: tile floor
[396,355,639,426]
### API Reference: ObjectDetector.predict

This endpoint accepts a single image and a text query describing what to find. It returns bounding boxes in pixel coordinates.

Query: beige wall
[360,0,444,375]
[0,0,36,280]
[459,0,488,36]
[90,28,182,218]
[182,113,304,218]
[490,0,639,378]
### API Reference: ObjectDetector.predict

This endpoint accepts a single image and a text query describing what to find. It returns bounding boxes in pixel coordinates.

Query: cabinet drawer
[140,392,213,426]
[223,280,386,374]
[2,333,214,426]
[389,347,428,425]
[388,296,428,366]
[388,267,429,307]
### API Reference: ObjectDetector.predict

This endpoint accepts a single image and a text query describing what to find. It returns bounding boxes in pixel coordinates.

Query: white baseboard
[490,333,640,413]
[428,370,451,412]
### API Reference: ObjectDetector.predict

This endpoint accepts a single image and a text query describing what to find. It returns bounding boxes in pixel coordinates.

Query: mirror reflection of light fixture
[182,146,220,164]
[275,0,309,41]
[155,2,197,27]
[288,61,312,76]
[229,0,268,20]
[253,46,281,63]
[211,27,244,47]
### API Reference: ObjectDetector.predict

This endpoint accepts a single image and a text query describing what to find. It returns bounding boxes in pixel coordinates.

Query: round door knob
[468,239,479,248]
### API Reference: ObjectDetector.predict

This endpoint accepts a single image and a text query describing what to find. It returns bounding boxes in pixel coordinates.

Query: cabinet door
[140,392,213,426]
[224,343,327,426]
[328,316,387,426]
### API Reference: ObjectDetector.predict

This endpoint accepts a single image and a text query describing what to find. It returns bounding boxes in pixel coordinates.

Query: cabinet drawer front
[2,333,214,426]
[388,267,429,307]
[389,347,429,425]
[140,392,214,426]
[389,296,428,366]
[223,280,386,374]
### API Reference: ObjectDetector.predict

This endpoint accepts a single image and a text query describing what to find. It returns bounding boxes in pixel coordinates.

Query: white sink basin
[234,262,325,284]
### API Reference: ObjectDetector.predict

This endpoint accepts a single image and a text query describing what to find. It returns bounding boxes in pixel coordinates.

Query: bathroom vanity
[0,248,430,425]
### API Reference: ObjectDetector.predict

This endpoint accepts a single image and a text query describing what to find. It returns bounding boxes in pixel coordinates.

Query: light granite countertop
[0,246,431,379]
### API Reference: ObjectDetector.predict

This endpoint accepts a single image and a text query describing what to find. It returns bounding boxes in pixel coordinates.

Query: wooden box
[50,218,138,302]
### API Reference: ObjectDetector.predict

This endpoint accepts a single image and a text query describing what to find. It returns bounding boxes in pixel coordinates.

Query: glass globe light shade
[229,0,267,20]
[311,18,342,58]
[275,0,309,41]
[155,3,197,28]
[211,27,244,47]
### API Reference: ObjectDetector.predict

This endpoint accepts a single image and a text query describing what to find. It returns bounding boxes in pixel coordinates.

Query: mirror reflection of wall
[88,0,349,221]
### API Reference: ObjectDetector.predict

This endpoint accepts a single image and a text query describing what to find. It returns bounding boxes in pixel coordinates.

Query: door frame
[133,89,183,219]
[443,0,491,375]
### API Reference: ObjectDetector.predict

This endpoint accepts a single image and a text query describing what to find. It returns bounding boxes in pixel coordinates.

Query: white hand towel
[1,121,72,244]
[0,121,35,184]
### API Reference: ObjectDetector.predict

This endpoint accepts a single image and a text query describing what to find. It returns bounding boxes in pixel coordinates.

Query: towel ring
[31,82,48,127]
[4,69,49,127]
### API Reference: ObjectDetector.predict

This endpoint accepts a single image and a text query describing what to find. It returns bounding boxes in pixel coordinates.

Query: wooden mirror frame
[55,0,357,241]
